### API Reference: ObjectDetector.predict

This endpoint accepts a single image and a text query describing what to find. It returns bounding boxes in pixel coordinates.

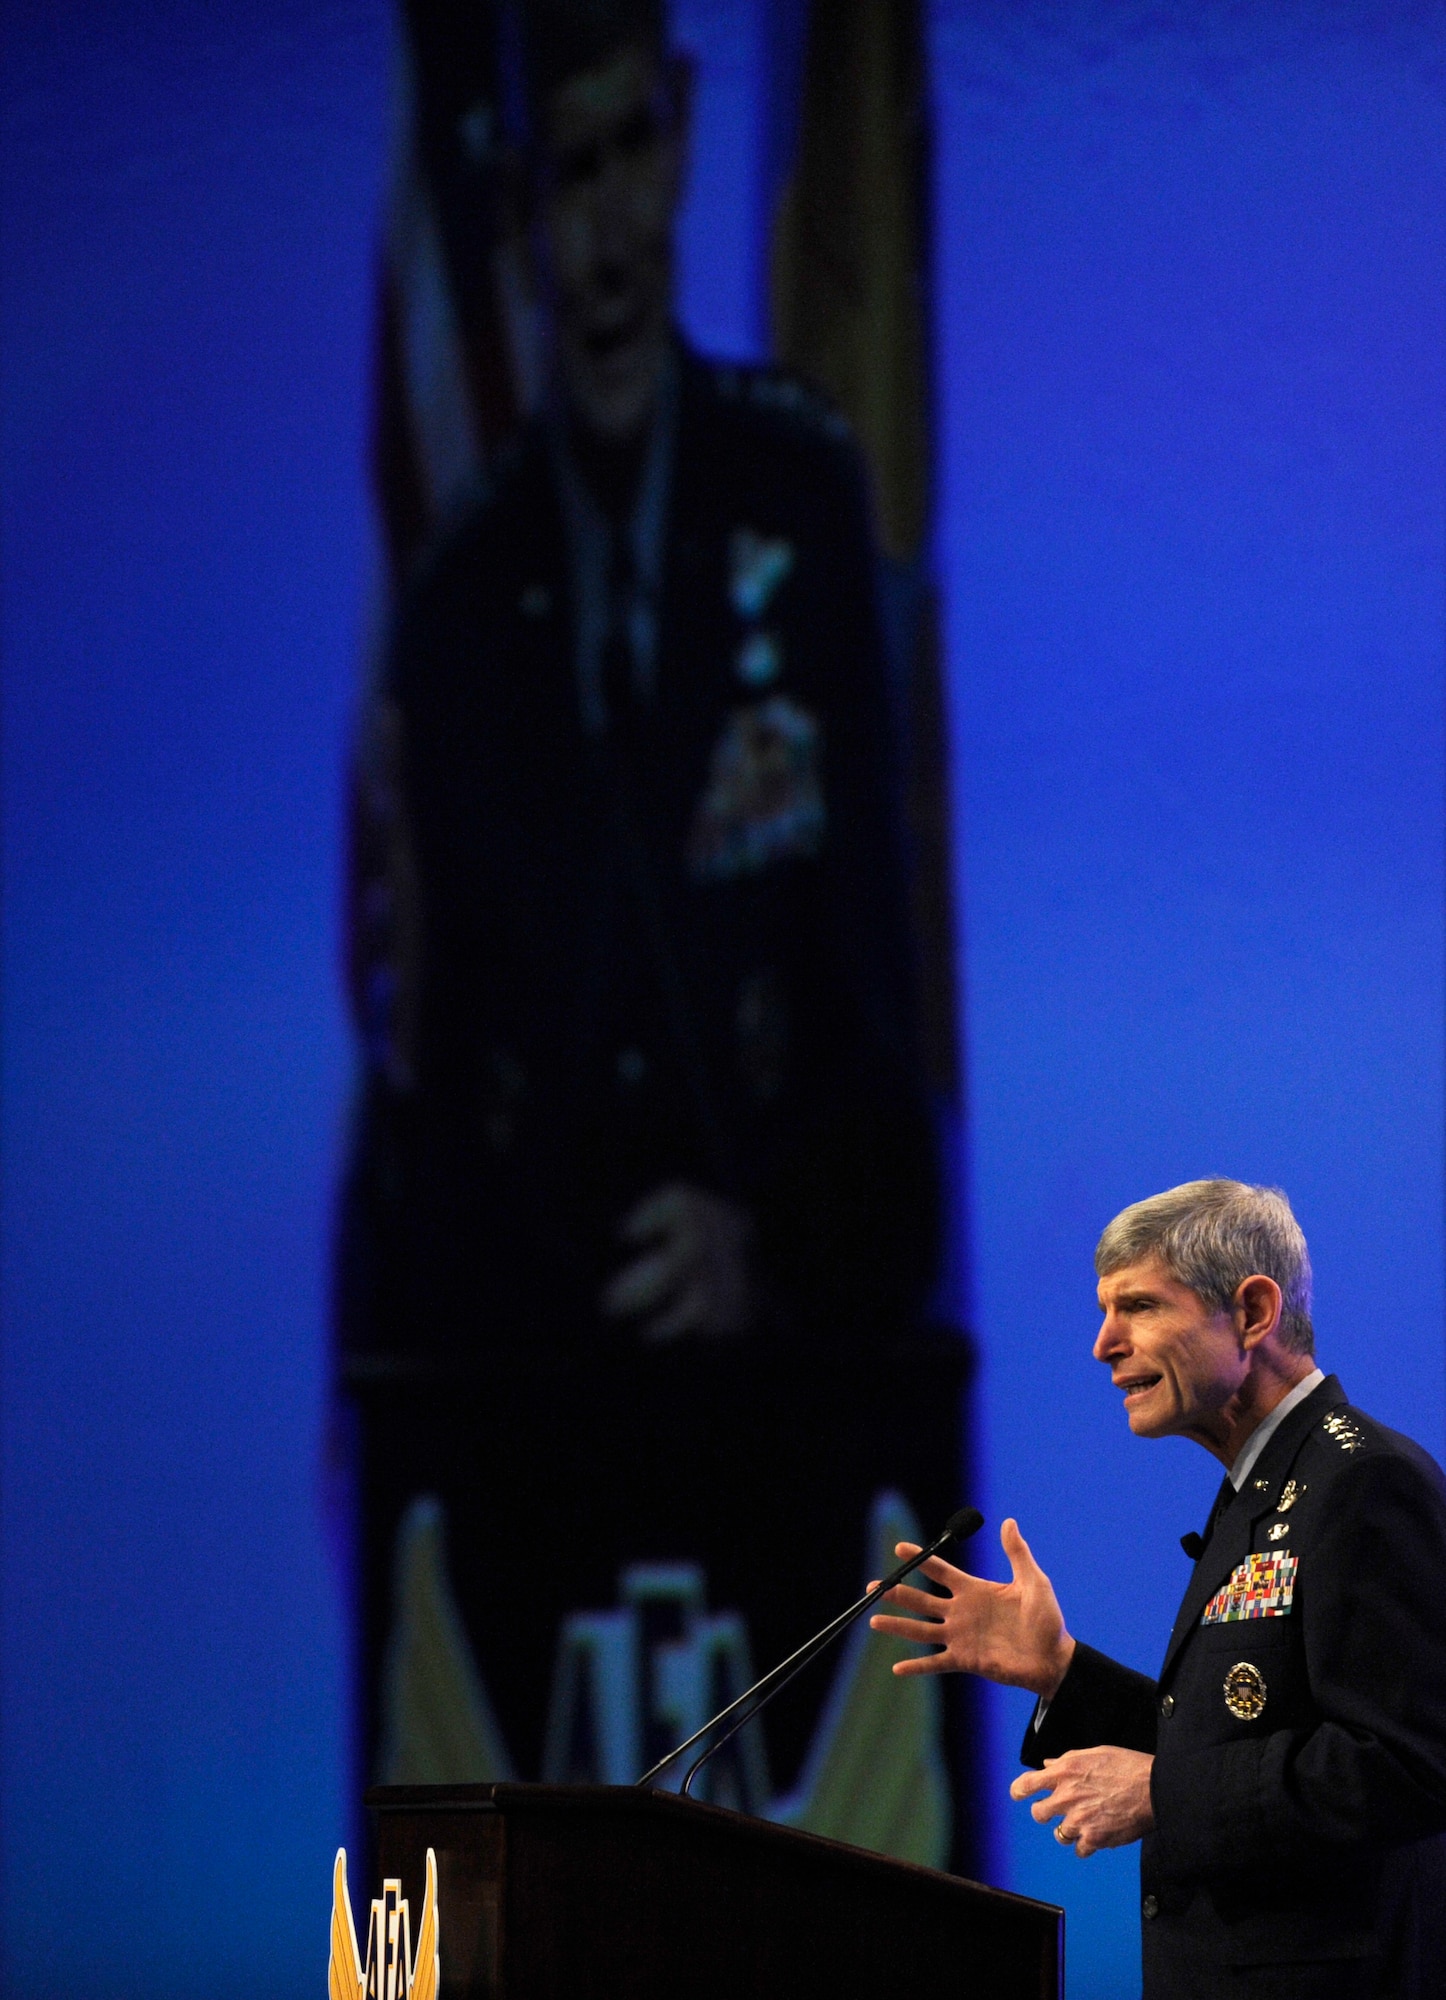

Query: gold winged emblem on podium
[330,1845,439,2000]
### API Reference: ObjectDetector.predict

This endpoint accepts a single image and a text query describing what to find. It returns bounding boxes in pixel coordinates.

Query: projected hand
[601,1182,759,1342]
[1010,1748,1155,1857]
[868,1519,1076,1698]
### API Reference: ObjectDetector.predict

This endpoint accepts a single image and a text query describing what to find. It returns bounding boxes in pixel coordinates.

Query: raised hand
[868,1518,1077,1698]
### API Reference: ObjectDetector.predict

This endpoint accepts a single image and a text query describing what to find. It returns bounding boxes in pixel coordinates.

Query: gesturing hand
[868,1518,1076,1699]
[1010,1748,1155,1858]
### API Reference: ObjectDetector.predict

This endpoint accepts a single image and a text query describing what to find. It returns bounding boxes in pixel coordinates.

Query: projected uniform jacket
[342,342,938,1369]
[1024,1375,1446,1998]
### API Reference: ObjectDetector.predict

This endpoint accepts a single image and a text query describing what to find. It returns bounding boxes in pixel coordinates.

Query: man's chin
[1124,1389,1172,1435]
[566,340,666,443]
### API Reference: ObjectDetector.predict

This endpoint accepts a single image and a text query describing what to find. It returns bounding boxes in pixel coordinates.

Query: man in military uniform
[341,0,947,1796]
[872,1180,1446,1997]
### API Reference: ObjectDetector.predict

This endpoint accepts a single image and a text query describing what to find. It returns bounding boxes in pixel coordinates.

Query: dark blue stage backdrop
[1,3,1441,1996]
[1,2,391,1991]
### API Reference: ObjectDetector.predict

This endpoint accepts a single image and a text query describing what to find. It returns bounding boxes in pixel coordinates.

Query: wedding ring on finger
[1054,1825,1075,1845]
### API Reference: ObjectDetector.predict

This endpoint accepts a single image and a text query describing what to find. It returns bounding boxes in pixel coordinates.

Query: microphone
[635,1507,984,1797]
[1180,1532,1206,1561]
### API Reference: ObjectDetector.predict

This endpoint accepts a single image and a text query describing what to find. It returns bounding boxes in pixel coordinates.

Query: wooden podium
[368,1782,1062,1998]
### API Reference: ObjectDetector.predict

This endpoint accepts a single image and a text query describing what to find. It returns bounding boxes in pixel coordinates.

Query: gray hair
[514,0,667,113]
[1095,1180,1314,1355]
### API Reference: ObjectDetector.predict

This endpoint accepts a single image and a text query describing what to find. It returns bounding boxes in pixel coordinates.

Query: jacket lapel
[639,353,733,870]
[1161,1480,1261,1676]
[1158,1374,1344,1682]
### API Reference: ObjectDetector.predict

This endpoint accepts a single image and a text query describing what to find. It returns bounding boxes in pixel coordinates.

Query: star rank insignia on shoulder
[1322,1411,1365,1453]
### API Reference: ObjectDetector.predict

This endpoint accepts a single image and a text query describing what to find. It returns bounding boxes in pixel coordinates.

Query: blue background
[2,2,1441,1994]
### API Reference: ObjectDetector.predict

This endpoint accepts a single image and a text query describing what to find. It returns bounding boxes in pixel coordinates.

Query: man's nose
[1093,1313,1126,1362]
[592,148,642,228]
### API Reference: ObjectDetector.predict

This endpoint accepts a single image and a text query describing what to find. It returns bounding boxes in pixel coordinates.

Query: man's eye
[550,106,664,193]
[554,140,604,190]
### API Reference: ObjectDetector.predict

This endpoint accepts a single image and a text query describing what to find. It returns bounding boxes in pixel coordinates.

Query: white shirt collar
[1229,1367,1325,1490]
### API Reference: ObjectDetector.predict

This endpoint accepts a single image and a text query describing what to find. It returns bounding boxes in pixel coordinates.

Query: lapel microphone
[636,1508,984,1797]
[1182,1474,1239,1562]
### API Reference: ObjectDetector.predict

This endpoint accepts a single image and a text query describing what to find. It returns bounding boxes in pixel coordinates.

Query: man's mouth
[1117,1374,1163,1402]
[583,302,648,364]
[585,323,638,363]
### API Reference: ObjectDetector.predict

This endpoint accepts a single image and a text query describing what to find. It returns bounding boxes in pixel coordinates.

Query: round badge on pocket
[1223,1660,1267,1720]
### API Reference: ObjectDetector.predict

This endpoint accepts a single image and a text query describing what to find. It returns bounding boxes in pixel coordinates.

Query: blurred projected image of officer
[871,1180,1446,1998]
[339,0,942,1790]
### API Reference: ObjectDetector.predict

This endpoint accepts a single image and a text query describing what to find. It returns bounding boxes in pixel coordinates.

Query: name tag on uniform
[1202,1551,1298,1624]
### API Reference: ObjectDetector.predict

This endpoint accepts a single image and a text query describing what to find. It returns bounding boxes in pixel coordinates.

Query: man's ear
[1234,1274,1283,1351]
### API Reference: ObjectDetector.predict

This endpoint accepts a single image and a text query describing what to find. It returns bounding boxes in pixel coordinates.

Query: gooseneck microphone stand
[636,1507,984,1798]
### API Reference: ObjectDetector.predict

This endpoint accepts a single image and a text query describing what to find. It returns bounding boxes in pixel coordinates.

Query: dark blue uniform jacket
[1025,1376,1446,1998]
[344,345,938,1369]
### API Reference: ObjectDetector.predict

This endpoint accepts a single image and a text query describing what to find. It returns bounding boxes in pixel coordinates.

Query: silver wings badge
[330,1846,439,2000]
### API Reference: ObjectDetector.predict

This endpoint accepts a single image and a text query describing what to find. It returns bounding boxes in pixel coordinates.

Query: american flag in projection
[346,0,543,1072]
